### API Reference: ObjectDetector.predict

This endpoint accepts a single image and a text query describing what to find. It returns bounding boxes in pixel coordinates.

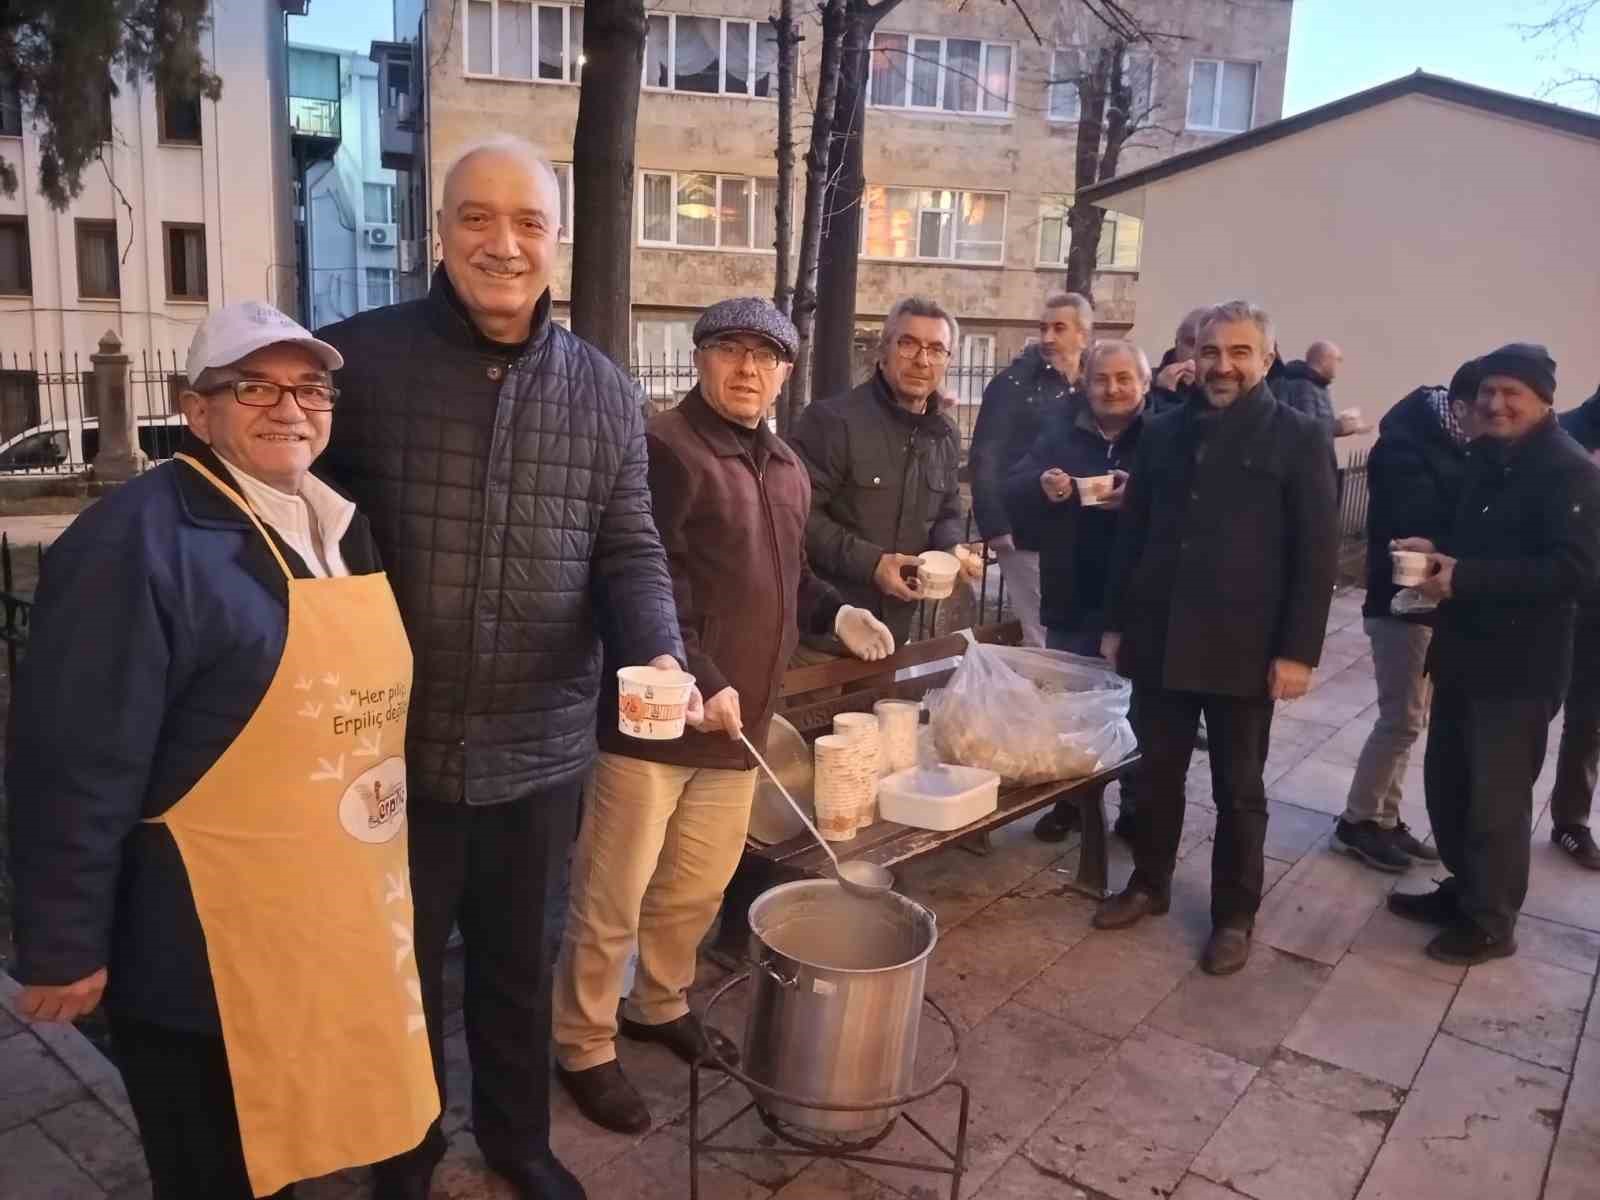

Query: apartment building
[391,0,1292,381]
[0,0,300,439]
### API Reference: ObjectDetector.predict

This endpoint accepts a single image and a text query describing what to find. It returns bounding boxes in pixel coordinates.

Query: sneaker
[1553,825,1600,871]
[1333,819,1411,873]
[556,1061,652,1134]
[1425,921,1517,966]
[1390,821,1440,863]
[1388,879,1461,926]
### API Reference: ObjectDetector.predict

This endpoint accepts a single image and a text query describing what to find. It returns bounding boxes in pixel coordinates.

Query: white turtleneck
[218,455,356,579]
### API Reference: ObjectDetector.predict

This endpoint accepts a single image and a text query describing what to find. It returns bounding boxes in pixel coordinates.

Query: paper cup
[1390,550,1430,588]
[813,733,870,841]
[833,713,882,827]
[874,699,921,774]
[1075,474,1115,506]
[617,666,696,740]
[917,550,961,600]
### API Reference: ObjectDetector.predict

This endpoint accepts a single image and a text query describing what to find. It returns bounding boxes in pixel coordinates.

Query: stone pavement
[3,587,1599,1199]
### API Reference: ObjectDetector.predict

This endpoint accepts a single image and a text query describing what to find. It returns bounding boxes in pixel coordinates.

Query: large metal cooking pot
[742,880,937,1135]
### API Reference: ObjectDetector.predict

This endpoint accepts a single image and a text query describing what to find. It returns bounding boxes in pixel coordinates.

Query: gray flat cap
[693,297,799,361]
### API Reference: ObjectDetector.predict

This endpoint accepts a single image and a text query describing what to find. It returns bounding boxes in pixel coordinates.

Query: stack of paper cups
[873,699,920,775]
[833,712,883,828]
[813,733,873,840]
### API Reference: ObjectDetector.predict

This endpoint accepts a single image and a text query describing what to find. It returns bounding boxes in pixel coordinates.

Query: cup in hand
[617,666,696,739]
[1075,474,1116,506]
[916,550,961,599]
[1390,549,1430,588]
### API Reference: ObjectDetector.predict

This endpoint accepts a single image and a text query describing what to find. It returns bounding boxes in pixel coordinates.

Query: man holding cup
[1390,345,1600,963]
[552,299,894,1134]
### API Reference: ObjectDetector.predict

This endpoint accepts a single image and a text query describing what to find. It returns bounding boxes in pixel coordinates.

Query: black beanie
[1447,360,1479,402]
[1475,342,1557,404]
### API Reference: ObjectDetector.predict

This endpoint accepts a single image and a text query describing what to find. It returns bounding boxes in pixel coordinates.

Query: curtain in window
[78,225,119,297]
[725,22,750,94]
[537,5,564,80]
[719,177,751,248]
[910,38,940,107]
[170,228,206,298]
[645,16,670,88]
[568,8,584,80]
[1188,60,1218,127]
[870,34,908,107]
[498,2,534,78]
[676,173,717,246]
[467,1,493,73]
[863,187,917,259]
[674,17,721,93]
[943,40,980,112]
[1049,49,1081,120]
[753,25,778,97]
[0,223,29,293]
[981,45,1010,112]
[753,178,778,251]
[641,173,673,241]
[1218,62,1255,130]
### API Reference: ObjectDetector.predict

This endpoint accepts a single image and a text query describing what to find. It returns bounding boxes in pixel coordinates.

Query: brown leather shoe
[1092,886,1170,930]
[618,1011,740,1069]
[1201,927,1251,976]
[556,1060,652,1134]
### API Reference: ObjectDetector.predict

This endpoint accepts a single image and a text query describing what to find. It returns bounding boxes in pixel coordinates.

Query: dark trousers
[1129,686,1274,929]
[1551,622,1600,829]
[379,784,583,1182]
[1424,686,1552,940]
[108,1012,295,1200]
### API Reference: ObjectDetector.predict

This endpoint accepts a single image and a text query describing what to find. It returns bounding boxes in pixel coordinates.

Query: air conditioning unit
[363,222,398,248]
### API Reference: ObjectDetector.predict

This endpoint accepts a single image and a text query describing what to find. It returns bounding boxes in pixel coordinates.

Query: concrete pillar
[90,330,147,481]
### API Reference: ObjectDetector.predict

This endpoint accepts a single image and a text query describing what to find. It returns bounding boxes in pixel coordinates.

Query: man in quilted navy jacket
[319,137,687,1200]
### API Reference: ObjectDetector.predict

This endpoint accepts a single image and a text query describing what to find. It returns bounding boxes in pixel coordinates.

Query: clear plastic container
[878,764,1000,831]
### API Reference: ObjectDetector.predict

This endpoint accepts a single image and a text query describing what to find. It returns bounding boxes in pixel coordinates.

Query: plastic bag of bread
[923,640,1135,783]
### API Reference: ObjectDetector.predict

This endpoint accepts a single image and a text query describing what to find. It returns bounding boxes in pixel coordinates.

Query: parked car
[0,414,188,473]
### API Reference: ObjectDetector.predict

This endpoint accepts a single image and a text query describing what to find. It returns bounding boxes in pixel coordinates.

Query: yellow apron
[152,454,439,1196]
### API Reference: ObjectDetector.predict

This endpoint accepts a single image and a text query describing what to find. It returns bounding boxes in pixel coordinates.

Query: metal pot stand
[688,971,971,1200]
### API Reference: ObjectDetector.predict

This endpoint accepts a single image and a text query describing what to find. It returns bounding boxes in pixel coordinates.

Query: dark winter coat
[1429,415,1600,704]
[1272,360,1337,436]
[1104,383,1340,697]
[318,269,683,806]
[7,437,384,1033]
[597,389,842,771]
[1004,403,1143,636]
[1363,387,1472,620]
[968,345,1080,548]
[1560,386,1600,639]
[1147,347,1197,416]
[789,371,964,645]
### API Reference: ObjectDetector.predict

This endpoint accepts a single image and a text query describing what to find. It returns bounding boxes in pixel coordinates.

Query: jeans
[993,544,1045,647]
[1343,618,1432,828]
[1551,620,1600,829]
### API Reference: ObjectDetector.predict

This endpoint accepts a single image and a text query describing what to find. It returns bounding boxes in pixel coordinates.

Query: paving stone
[1544,1036,1600,1200]
[35,1100,147,1193]
[1441,954,1589,1072]
[1172,1177,1252,1199]
[1283,954,1456,1089]
[1013,929,1195,1041]
[1270,755,1362,818]
[1190,1050,1401,1200]
[1347,907,1467,987]
[1277,836,1401,905]
[1147,946,1330,1066]
[431,1130,519,1199]
[0,1122,104,1198]
[1521,841,1600,933]
[923,900,1073,1032]
[1253,880,1382,966]
[896,825,1071,931]
[1262,719,1340,788]
[971,1153,1094,1198]
[663,1078,805,1192]
[0,1007,21,1039]
[770,1158,897,1198]
[976,883,1101,949]
[0,1033,89,1131]
[582,1127,769,1199]
[106,1184,152,1200]
[1276,665,1378,727]
[1024,1027,1256,1200]
[1263,800,1337,863]
[1514,914,1600,976]
[1354,1034,1566,1200]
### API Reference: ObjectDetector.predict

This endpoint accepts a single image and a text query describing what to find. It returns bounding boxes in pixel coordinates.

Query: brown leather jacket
[599,388,843,770]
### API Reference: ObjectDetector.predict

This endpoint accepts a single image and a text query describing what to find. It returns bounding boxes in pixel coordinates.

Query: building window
[862,186,1006,264]
[0,217,30,295]
[868,34,1013,115]
[75,220,120,299]
[0,370,40,440]
[1036,197,1141,271]
[365,267,395,308]
[1047,47,1154,123]
[551,162,574,242]
[0,75,21,137]
[364,182,395,223]
[466,1,582,82]
[955,333,994,403]
[639,170,780,251]
[1187,58,1256,133]
[644,14,779,97]
[158,86,202,144]
[634,317,697,402]
[164,223,207,300]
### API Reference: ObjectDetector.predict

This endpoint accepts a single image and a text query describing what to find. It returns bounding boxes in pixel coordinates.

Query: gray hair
[881,296,960,354]
[1175,306,1210,346]
[440,134,561,207]
[1086,338,1151,383]
[1198,299,1276,355]
[1042,291,1094,335]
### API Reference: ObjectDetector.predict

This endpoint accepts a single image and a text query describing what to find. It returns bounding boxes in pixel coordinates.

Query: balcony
[289,96,340,140]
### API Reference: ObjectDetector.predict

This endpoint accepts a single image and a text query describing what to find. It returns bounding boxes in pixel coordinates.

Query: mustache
[469,253,529,272]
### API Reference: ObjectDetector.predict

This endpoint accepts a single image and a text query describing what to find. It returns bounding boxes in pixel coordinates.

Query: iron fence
[0,350,187,475]
[1335,449,1371,587]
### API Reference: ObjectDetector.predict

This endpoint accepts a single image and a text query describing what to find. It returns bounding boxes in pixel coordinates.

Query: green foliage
[0,0,222,208]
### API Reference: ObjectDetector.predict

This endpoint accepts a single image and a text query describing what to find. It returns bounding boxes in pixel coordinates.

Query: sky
[1284,0,1600,114]
[288,1,393,55]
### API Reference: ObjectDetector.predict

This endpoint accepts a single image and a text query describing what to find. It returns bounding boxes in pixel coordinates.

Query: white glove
[835,605,896,661]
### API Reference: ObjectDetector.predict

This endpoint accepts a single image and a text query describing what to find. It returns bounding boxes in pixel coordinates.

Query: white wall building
[0,0,299,439]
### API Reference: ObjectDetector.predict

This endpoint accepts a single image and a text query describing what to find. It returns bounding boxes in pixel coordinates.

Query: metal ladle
[738,730,894,900]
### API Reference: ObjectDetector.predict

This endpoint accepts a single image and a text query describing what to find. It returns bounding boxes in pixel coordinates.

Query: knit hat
[1446,359,1479,402]
[1475,342,1556,404]
[693,297,799,361]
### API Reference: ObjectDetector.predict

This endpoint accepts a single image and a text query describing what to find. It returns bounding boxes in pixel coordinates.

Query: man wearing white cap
[8,301,439,1198]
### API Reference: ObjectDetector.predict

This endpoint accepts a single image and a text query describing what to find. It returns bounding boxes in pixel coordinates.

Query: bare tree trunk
[570,0,646,366]
[1064,46,1112,298]
[772,1,798,316]
[784,0,847,431]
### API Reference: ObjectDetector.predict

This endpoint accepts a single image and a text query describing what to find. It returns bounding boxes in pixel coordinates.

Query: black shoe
[1113,810,1137,841]
[1553,825,1600,870]
[1201,927,1251,976]
[483,1152,587,1200]
[1390,821,1440,863]
[1333,819,1411,873]
[371,1170,432,1200]
[1387,879,1461,926]
[556,1060,652,1134]
[1425,922,1517,966]
[617,1011,740,1070]
[1034,804,1079,843]
[1092,885,1170,930]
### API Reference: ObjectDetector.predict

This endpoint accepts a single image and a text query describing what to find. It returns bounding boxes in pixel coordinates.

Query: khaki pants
[553,752,756,1071]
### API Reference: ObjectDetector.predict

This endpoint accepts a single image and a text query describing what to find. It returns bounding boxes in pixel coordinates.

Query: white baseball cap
[185,301,344,384]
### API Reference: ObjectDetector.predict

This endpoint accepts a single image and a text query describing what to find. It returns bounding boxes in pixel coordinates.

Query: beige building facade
[1078,73,1600,449]
[411,0,1293,381]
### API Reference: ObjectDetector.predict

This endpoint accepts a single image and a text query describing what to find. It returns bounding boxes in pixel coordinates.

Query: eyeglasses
[204,379,339,412]
[704,340,785,371]
[893,336,951,364]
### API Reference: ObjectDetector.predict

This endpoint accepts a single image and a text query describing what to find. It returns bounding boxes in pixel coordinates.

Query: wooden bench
[711,621,1139,957]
